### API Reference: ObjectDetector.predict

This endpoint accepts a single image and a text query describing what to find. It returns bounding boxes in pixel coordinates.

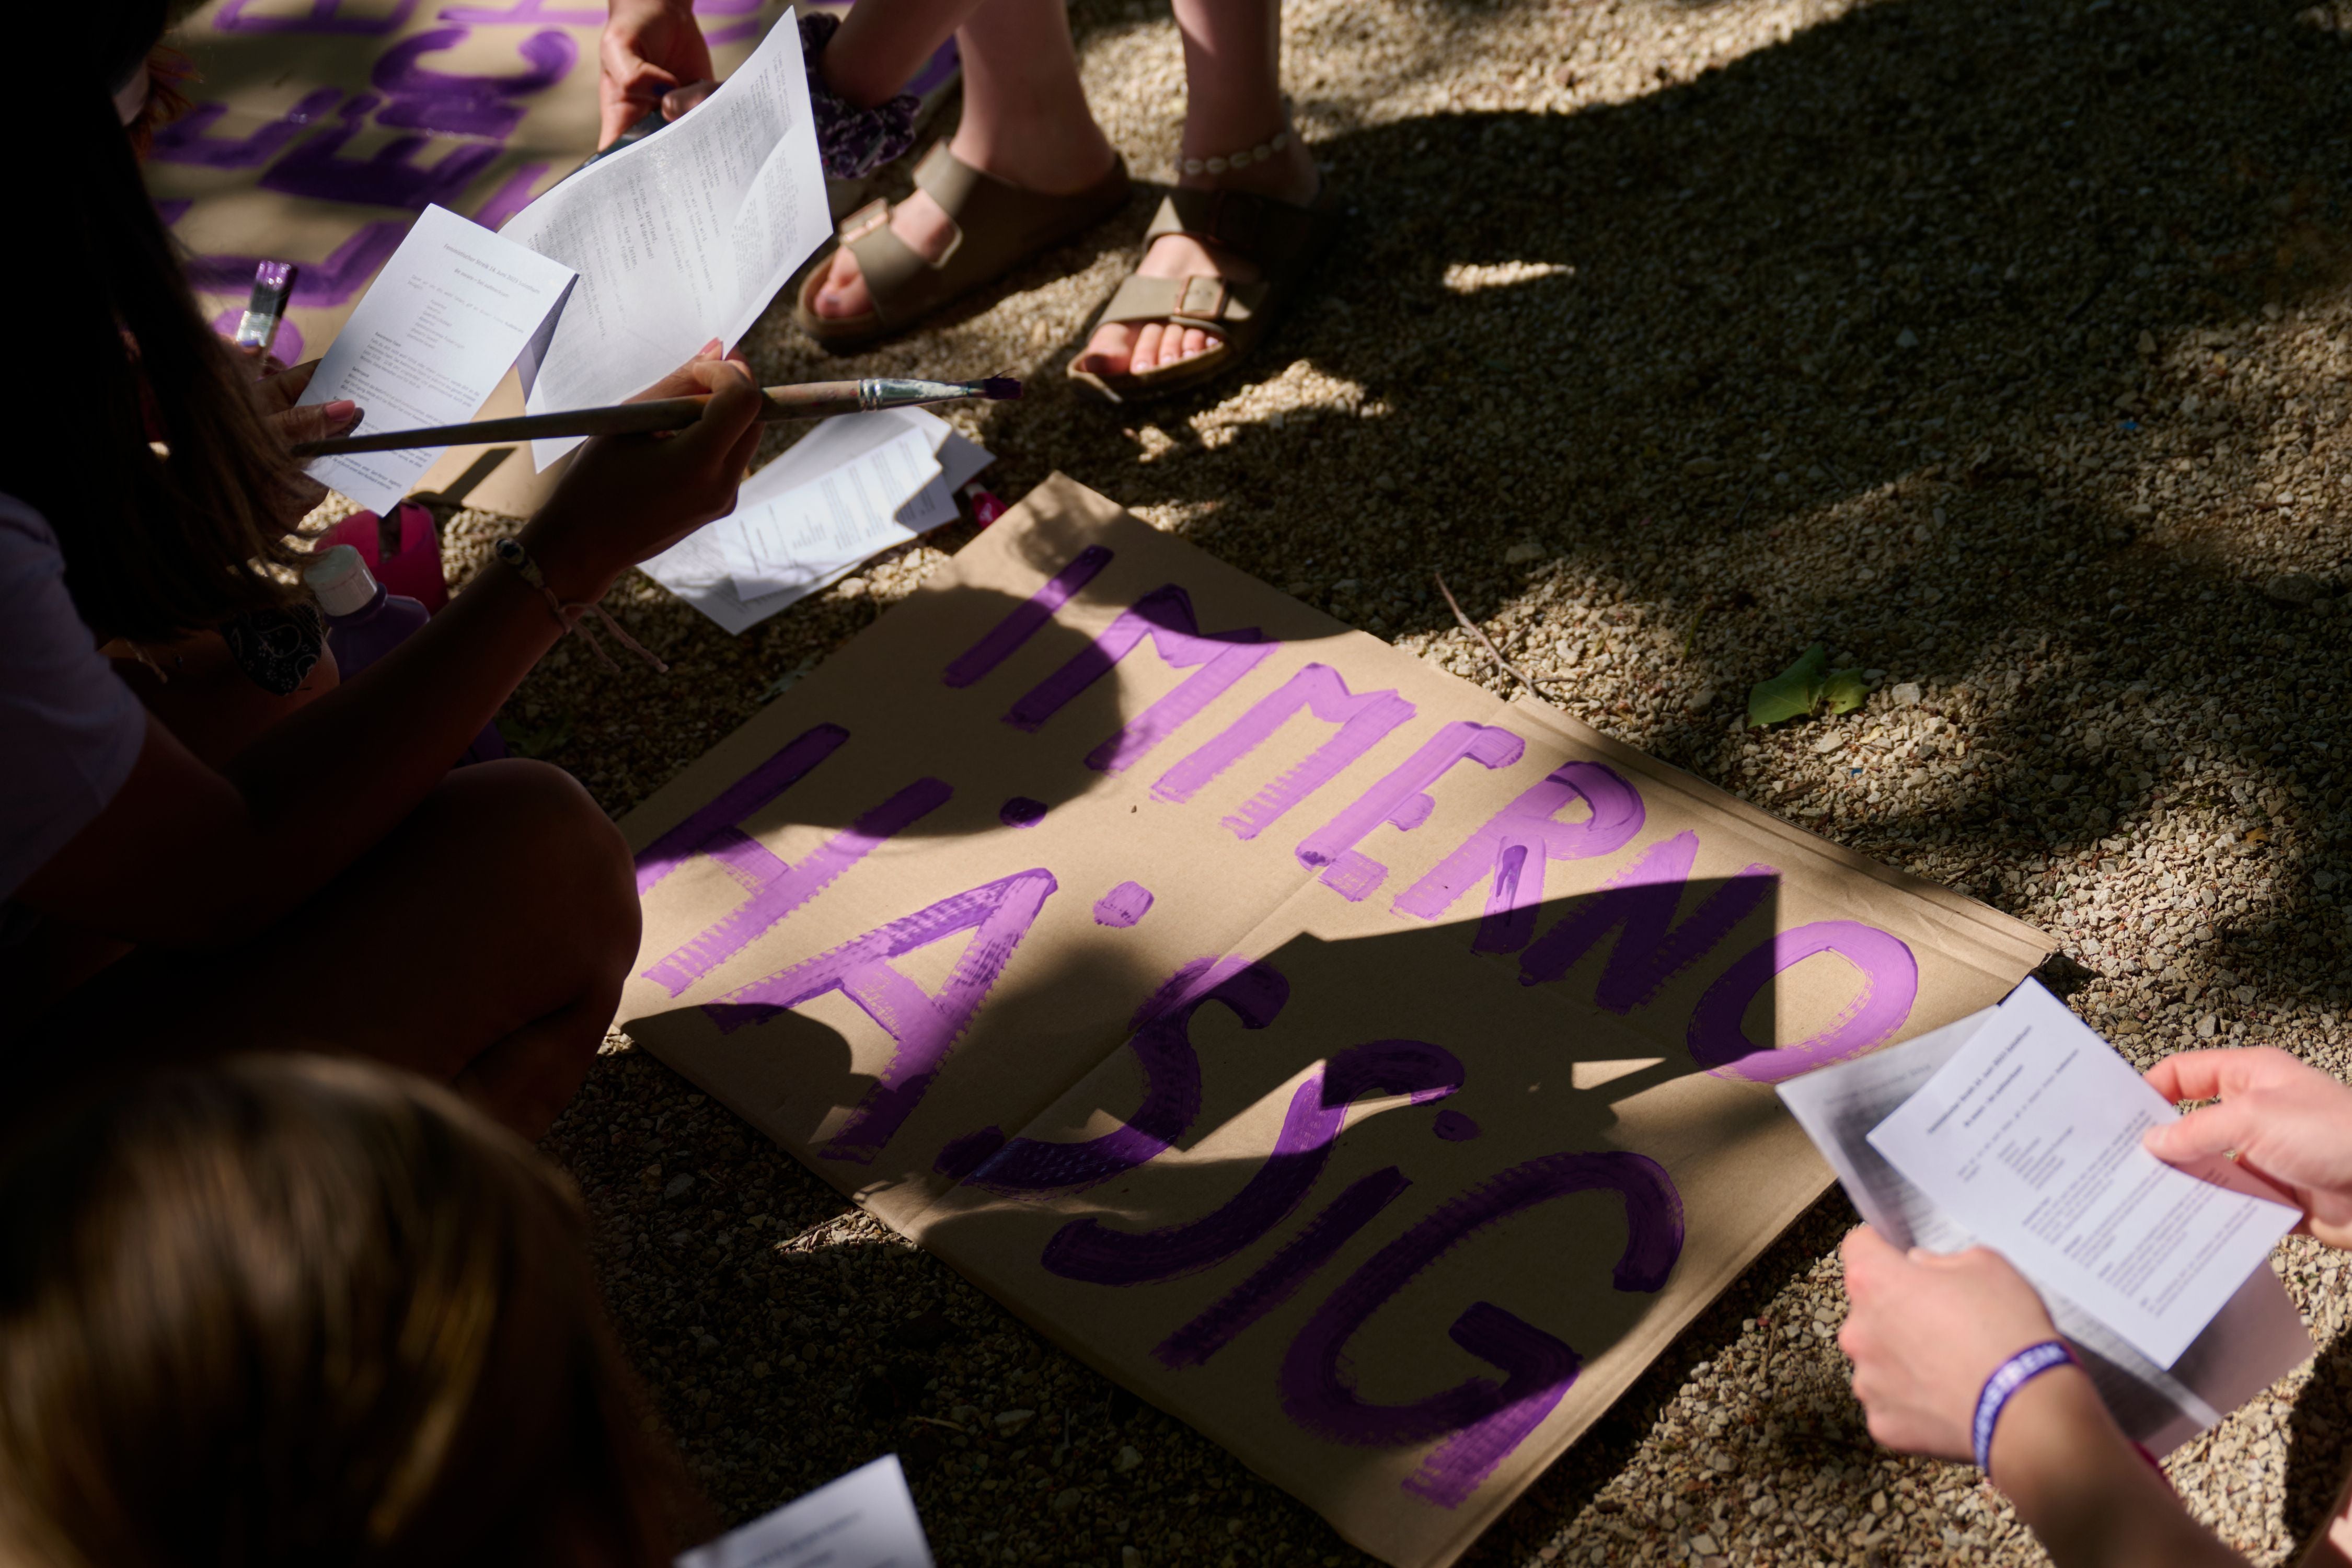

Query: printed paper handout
[640,409,992,634]
[1778,1000,2311,1455]
[500,16,828,467]
[295,204,577,516]
[613,476,2051,1568]
[674,1455,932,1568]
[1866,980,2302,1369]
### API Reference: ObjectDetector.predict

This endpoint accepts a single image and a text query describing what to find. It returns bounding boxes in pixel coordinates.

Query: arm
[15,355,760,947]
[599,0,714,147]
[1838,1228,2242,1568]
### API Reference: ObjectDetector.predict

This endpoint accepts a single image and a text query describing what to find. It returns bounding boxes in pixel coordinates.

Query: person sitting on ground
[3,1,763,1137]
[1840,1044,2352,1568]
[599,0,1339,402]
[0,1053,707,1567]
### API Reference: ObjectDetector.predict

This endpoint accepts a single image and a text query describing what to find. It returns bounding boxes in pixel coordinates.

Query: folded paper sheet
[615,476,2052,1568]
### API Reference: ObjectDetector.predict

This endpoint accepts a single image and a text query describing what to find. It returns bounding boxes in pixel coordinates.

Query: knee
[436,762,641,990]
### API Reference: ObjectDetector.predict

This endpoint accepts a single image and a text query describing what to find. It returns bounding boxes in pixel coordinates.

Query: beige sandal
[793,141,1131,351]
[1065,180,1342,404]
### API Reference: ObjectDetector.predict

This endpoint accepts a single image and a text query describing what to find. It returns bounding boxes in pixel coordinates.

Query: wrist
[513,515,621,605]
[1986,1362,2117,1493]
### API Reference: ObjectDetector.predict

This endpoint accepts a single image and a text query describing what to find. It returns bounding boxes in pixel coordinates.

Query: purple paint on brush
[1150,663,1417,840]
[632,724,851,897]
[1006,584,1276,774]
[942,545,1114,688]
[1155,1167,1413,1370]
[211,308,305,364]
[641,777,952,995]
[1516,835,1776,1008]
[1394,762,1647,940]
[1039,1039,1463,1287]
[961,957,1287,1194]
[702,869,1060,1163]
[1295,722,1526,902]
[999,797,1048,828]
[1687,920,1919,1083]
[1277,1151,1684,1508]
[1432,1109,1481,1142]
[1093,881,1155,928]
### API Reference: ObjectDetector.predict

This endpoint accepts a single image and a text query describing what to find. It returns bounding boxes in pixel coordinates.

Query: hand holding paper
[2142,1046,2352,1249]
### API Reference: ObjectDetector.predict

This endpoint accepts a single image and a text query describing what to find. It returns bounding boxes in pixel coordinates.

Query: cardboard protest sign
[616,476,2050,1568]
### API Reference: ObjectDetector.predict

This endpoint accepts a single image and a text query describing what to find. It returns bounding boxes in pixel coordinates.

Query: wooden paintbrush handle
[291,381,871,457]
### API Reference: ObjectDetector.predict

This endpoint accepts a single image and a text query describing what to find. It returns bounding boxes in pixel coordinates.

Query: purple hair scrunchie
[800,12,919,182]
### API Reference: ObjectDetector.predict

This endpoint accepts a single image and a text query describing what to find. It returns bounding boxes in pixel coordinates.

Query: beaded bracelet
[493,536,667,675]
[1971,1340,2076,1474]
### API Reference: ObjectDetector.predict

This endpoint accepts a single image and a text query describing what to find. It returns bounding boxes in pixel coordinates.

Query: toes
[1132,323,1168,373]
[814,251,871,320]
[1078,321,1137,378]
[1180,327,1212,362]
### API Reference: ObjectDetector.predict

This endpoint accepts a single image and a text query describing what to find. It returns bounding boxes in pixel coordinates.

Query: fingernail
[325,399,358,421]
[698,337,723,359]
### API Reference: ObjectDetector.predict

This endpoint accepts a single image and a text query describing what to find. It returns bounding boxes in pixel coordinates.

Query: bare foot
[1074,134,1321,379]
[809,128,1119,321]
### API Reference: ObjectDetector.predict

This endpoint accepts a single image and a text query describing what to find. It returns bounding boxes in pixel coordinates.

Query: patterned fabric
[222,603,325,696]
[801,13,918,182]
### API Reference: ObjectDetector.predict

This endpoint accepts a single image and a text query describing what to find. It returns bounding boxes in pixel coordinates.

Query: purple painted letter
[1294,722,1526,902]
[942,545,1113,687]
[1151,663,1417,841]
[1515,834,1777,1006]
[1686,920,1919,1083]
[1393,762,1646,944]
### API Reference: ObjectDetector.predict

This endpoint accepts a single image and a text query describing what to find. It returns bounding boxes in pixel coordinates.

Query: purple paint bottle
[306,545,506,764]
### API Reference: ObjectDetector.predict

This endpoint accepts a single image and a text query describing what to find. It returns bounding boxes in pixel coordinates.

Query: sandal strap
[1143,187,1328,264]
[1092,272,1269,331]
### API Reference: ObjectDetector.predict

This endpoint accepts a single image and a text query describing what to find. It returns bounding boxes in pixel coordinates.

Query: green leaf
[1747,643,1828,728]
[1820,667,1870,716]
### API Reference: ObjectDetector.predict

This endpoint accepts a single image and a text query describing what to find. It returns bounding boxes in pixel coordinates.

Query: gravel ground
[420,0,2352,1561]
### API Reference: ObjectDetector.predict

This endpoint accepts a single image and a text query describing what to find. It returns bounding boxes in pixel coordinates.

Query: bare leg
[17,760,640,1142]
[811,0,1117,319]
[1074,0,1319,376]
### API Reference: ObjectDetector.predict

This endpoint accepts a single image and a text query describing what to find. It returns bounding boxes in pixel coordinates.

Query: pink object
[962,482,1006,527]
[321,500,447,611]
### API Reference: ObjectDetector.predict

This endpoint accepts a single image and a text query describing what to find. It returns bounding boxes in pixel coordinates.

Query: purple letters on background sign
[215,0,422,33]
[963,957,1287,1195]
[1294,722,1526,902]
[999,797,1048,829]
[370,26,578,139]
[1278,1152,1684,1509]
[1151,663,1417,842]
[471,162,552,232]
[1092,881,1155,928]
[185,220,414,307]
[1515,834,1778,1009]
[1040,1039,1464,1288]
[1006,584,1276,775]
[259,91,502,210]
[1393,761,1646,939]
[149,87,341,168]
[633,723,849,898]
[705,870,1061,1164]
[942,545,1114,688]
[1685,920,1920,1082]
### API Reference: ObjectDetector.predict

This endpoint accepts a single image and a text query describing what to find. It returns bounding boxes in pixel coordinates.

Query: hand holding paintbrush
[292,373,1022,457]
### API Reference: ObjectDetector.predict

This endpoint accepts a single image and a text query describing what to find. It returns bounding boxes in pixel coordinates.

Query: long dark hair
[0,1055,705,1568]
[9,1,310,644]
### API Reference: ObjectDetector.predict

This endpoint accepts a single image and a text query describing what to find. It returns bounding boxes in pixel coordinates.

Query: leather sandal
[793,141,1131,351]
[1065,180,1342,405]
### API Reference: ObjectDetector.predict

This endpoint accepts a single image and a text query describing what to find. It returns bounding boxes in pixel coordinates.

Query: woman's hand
[251,359,360,527]
[2143,1047,2352,1248]
[1839,1227,2062,1460]
[600,0,715,147]
[522,343,762,600]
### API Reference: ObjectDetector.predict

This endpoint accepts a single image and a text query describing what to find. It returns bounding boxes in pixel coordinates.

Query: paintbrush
[292,376,1021,457]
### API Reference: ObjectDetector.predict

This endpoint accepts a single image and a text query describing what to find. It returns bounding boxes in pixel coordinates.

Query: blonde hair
[0,1055,699,1568]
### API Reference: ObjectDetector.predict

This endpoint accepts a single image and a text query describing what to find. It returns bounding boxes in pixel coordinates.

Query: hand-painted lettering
[705,869,1060,1163]
[1393,762,1645,940]
[370,25,578,139]
[1295,723,1526,902]
[1041,1039,1463,1287]
[1092,881,1155,927]
[185,220,415,307]
[216,0,422,34]
[961,956,1286,1194]
[149,88,342,168]
[258,92,502,210]
[633,723,849,897]
[1279,1152,1684,1508]
[1515,834,1776,1007]
[942,545,1113,688]
[1005,584,1275,775]
[1686,920,1919,1082]
[1151,663,1416,841]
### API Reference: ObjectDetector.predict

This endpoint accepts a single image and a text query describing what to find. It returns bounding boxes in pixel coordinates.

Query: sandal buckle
[837,199,891,244]
[1177,276,1230,318]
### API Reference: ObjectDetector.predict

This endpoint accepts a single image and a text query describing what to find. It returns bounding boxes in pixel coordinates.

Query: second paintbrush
[291,376,1021,458]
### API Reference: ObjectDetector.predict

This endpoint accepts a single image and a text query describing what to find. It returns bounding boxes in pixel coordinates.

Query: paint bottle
[305,544,508,764]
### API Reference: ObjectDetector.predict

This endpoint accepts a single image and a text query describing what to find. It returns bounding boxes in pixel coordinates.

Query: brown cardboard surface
[616,475,2052,1567]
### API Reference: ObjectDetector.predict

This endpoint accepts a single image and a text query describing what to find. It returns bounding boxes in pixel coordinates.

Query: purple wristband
[1971,1340,2076,1473]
